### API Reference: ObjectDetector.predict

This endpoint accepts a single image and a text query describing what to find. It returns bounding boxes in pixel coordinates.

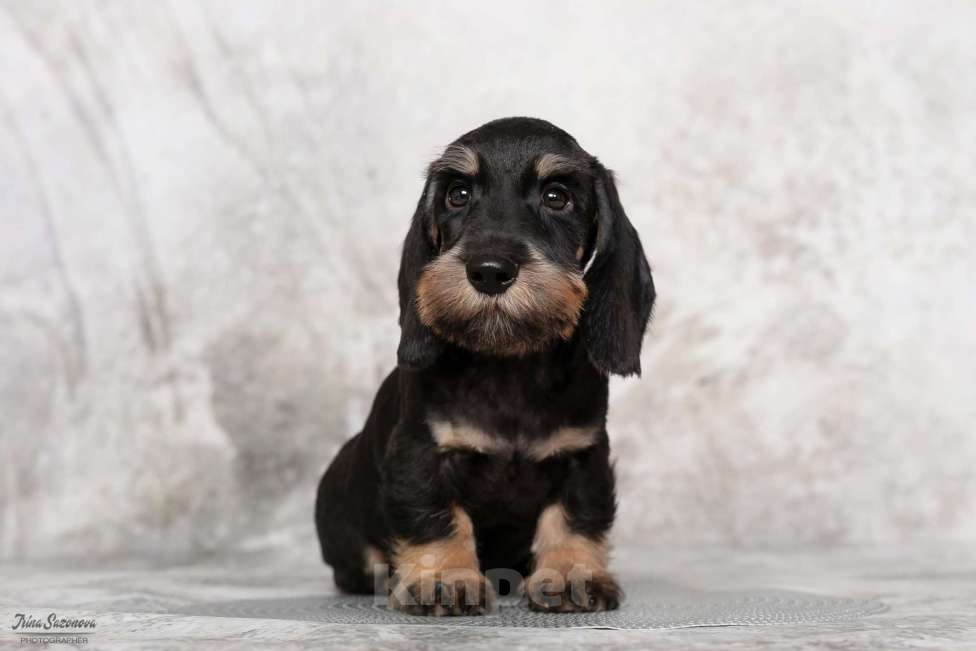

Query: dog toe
[389,573,495,616]
[526,572,622,613]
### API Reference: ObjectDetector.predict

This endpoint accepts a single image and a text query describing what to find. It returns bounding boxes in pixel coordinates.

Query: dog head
[397,117,655,376]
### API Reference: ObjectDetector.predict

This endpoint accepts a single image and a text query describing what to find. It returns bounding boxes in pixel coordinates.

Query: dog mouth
[415,247,588,356]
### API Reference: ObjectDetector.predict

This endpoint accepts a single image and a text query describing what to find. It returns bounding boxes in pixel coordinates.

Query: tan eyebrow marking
[425,144,479,213]
[429,143,479,177]
[535,153,585,179]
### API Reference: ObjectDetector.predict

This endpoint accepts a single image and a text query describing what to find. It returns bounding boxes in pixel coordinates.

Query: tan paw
[525,568,622,612]
[389,568,496,616]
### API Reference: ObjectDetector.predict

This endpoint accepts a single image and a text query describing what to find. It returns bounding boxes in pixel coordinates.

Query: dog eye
[446,183,471,208]
[542,187,569,211]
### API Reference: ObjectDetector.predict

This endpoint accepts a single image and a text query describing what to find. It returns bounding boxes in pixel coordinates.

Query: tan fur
[529,504,609,588]
[526,426,600,460]
[430,420,510,454]
[535,153,584,179]
[392,506,478,573]
[429,419,599,460]
[525,504,619,612]
[429,216,439,244]
[363,545,387,573]
[425,144,481,216]
[430,144,479,177]
[416,246,588,356]
[363,545,389,592]
[390,506,492,611]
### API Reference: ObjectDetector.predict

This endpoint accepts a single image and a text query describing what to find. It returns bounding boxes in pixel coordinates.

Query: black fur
[582,169,656,375]
[315,117,655,613]
[396,190,444,370]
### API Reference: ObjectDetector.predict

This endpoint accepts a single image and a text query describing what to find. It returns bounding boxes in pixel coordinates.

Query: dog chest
[438,445,572,526]
[428,419,600,460]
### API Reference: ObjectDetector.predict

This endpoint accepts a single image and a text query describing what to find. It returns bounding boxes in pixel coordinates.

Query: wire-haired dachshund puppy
[315,117,655,616]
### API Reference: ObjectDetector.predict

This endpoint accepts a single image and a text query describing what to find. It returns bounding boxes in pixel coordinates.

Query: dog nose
[466,255,519,295]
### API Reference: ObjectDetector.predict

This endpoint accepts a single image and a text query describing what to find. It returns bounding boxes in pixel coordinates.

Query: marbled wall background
[1,1,973,562]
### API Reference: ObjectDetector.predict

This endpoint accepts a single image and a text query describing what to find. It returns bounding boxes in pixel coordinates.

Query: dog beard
[416,247,588,356]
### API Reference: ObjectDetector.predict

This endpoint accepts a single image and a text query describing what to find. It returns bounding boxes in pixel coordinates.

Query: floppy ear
[396,186,444,370]
[580,166,656,376]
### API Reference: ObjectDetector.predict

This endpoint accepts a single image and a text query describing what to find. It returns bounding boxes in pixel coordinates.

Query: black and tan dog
[315,117,655,616]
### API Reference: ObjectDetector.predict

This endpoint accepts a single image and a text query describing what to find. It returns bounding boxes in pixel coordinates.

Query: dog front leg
[525,445,622,612]
[382,428,495,616]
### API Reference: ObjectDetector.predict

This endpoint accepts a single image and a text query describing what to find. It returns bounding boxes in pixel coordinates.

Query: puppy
[315,117,655,616]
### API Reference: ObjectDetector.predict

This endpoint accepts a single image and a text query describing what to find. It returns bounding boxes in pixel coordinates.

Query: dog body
[315,117,655,615]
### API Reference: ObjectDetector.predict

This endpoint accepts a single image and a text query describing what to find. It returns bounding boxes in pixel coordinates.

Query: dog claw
[526,572,622,613]
[389,574,496,616]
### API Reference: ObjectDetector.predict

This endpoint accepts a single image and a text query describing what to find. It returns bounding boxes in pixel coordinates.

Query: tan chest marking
[429,419,599,461]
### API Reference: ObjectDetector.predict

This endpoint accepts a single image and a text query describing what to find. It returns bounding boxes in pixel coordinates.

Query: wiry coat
[316,117,655,616]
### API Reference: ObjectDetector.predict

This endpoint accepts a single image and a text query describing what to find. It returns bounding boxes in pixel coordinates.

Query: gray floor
[2,544,974,649]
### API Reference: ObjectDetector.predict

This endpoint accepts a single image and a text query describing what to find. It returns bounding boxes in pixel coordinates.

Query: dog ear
[580,165,656,376]
[396,186,444,370]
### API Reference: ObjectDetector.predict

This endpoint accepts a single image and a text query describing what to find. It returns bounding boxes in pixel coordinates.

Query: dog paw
[525,569,622,612]
[389,570,496,616]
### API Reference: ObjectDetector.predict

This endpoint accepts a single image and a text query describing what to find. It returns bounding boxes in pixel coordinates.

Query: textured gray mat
[176,580,886,629]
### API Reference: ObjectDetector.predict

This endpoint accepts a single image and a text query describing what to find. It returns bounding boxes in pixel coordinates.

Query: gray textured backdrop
[1,1,974,563]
